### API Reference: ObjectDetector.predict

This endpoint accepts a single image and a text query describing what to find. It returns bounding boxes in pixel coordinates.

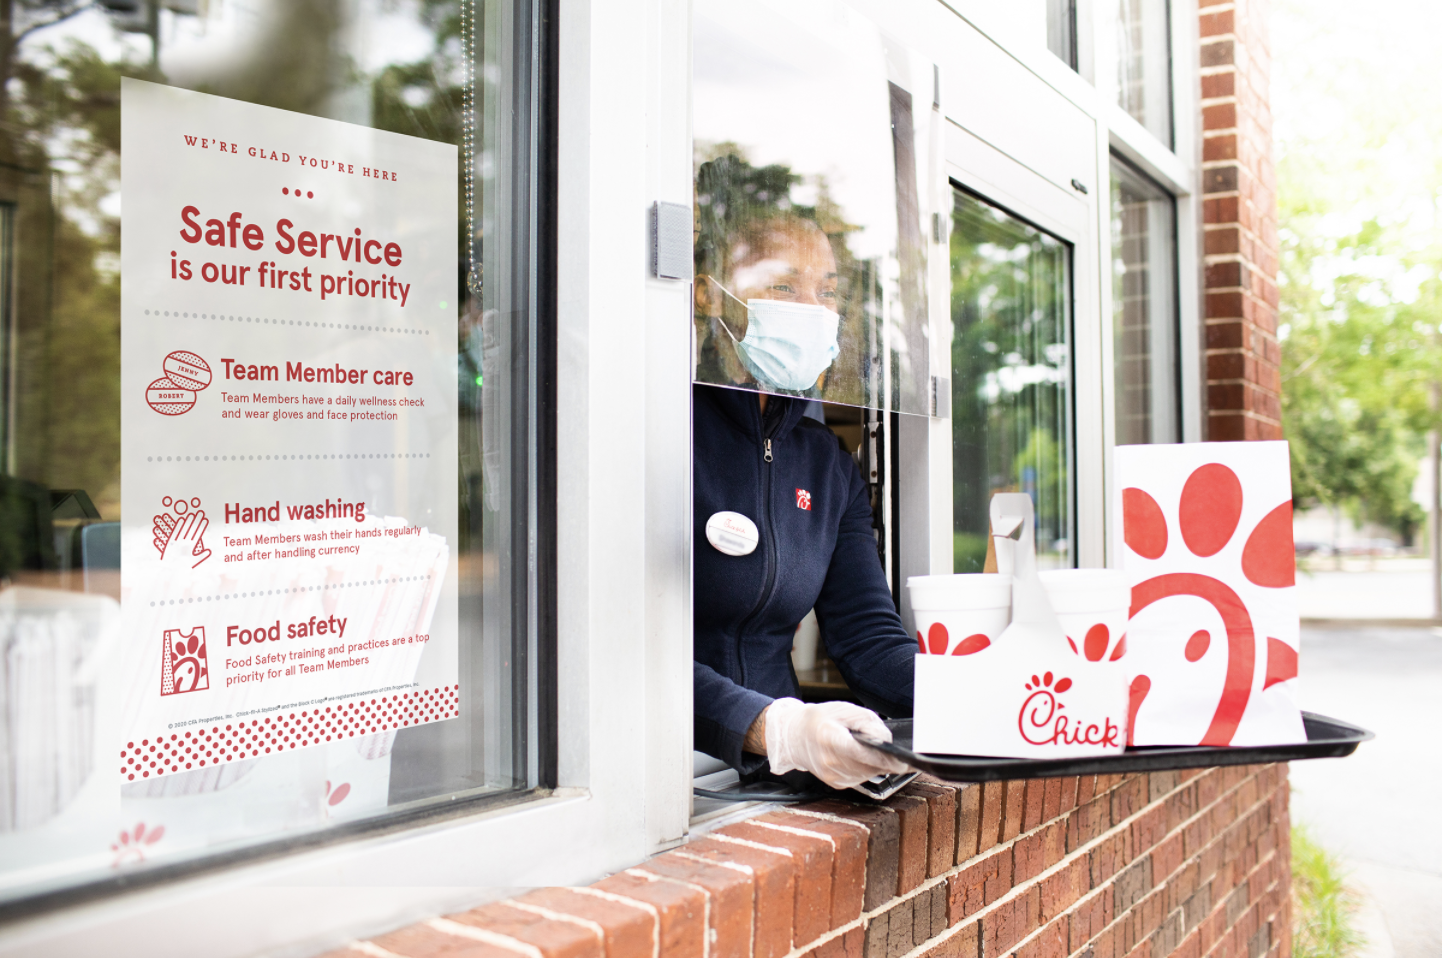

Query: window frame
[0,0,702,949]
[1109,150,1184,446]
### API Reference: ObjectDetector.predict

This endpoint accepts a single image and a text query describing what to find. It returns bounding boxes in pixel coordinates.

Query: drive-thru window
[0,2,1312,957]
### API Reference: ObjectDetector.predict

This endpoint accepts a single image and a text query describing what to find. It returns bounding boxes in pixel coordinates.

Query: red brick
[656,843,780,958]
[371,923,524,958]
[1015,914,1068,958]
[978,782,1004,852]
[1039,856,1090,922]
[1022,780,1046,832]
[1001,781,1026,842]
[720,824,831,946]
[756,812,868,928]
[955,784,982,862]
[1199,9,1234,37]
[921,921,978,958]
[517,889,654,958]
[887,793,930,896]
[905,782,958,879]
[813,927,865,958]
[447,903,604,958]
[639,853,753,958]
[1201,72,1235,99]
[592,868,705,958]
[797,801,899,911]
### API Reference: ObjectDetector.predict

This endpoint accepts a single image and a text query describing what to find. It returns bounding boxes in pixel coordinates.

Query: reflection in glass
[691,0,936,415]
[1116,0,1173,145]
[1111,158,1179,445]
[1047,0,1078,70]
[0,0,539,902]
[949,190,1072,573]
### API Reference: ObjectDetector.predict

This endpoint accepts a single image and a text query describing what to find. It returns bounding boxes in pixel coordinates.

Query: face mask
[709,278,841,392]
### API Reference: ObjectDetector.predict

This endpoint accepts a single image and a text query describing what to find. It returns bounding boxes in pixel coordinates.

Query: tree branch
[14,1,92,47]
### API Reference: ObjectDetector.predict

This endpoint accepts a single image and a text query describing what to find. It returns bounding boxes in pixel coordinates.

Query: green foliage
[1291,825,1363,958]
[1279,208,1441,540]
[1273,0,1442,544]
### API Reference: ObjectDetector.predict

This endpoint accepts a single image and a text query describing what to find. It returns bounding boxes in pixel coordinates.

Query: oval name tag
[706,511,759,556]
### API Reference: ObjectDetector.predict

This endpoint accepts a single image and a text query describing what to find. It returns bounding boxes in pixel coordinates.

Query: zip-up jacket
[693,384,915,773]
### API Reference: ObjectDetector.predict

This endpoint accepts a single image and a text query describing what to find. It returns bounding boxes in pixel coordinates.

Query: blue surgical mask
[709,278,840,393]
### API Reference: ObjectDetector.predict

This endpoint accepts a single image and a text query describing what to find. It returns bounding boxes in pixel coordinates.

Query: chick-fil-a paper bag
[912,494,1128,758]
[1113,441,1306,747]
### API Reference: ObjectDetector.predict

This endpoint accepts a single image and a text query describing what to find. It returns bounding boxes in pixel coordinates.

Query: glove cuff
[763,697,807,775]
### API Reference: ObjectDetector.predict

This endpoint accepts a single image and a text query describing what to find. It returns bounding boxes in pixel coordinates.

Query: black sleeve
[812,453,916,718]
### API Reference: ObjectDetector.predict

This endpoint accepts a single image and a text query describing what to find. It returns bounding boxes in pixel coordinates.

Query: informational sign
[117,79,458,782]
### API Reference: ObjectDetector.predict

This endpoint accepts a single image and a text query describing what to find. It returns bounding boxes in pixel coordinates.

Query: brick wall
[1200,0,1282,441]
[318,767,1292,958]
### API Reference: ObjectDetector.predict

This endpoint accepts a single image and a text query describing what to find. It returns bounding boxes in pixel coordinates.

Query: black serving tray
[852,711,1372,783]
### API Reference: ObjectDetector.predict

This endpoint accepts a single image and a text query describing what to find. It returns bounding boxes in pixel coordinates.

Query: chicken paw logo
[1064,622,1126,662]
[1118,449,1301,748]
[915,621,990,656]
[111,822,165,868]
[161,626,209,696]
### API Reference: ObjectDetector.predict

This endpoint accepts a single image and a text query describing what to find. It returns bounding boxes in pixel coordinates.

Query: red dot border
[119,685,460,781]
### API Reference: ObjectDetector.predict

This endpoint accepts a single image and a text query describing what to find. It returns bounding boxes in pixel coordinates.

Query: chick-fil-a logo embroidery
[795,488,812,511]
[1016,672,1120,748]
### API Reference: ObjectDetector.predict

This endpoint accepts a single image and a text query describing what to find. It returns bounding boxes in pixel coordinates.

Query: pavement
[1295,560,1438,621]
[1290,622,1442,958]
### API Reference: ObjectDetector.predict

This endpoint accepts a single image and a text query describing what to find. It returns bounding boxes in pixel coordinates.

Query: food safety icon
[153,495,212,569]
[160,626,208,695]
[146,350,212,415]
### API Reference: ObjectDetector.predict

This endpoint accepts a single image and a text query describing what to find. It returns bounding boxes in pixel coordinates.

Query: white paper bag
[912,494,1128,758]
[1113,441,1306,747]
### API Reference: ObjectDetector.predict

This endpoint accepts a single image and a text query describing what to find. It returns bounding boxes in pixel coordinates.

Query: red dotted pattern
[119,685,460,780]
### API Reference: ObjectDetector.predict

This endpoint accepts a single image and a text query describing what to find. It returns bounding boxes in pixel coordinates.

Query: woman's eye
[820,289,837,299]
[771,284,795,294]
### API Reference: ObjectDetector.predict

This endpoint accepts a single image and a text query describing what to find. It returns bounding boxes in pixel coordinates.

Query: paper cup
[1039,569,1132,663]
[906,574,1011,657]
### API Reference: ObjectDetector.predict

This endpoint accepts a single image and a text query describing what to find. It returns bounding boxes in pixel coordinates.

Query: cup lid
[906,573,1012,611]
[1038,568,1133,613]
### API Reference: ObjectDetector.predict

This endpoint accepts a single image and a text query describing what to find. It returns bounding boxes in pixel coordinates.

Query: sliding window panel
[1110,156,1180,446]
[949,188,1074,574]
[1115,0,1173,146]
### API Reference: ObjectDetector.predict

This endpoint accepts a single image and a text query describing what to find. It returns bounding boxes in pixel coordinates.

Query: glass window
[1047,0,1078,70]
[949,188,1073,573]
[1115,0,1173,145]
[1110,157,1179,445]
[0,0,548,905]
[691,0,938,416]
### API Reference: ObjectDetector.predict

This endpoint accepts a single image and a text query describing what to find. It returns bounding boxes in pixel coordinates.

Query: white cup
[1038,569,1132,663]
[906,574,1012,656]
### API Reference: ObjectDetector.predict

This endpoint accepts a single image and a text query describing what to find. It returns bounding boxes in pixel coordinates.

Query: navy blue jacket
[693,384,915,772]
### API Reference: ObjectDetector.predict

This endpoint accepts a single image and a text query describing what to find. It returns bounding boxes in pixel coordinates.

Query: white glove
[764,698,910,789]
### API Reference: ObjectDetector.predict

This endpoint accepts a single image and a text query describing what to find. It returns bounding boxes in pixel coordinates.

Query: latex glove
[764,697,910,789]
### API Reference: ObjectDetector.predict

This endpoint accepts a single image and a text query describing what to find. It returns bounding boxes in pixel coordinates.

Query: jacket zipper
[736,421,779,686]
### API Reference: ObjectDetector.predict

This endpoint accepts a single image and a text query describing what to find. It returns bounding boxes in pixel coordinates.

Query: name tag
[706,511,759,556]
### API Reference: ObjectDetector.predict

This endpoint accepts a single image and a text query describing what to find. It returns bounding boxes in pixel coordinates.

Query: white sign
[117,79,458,783]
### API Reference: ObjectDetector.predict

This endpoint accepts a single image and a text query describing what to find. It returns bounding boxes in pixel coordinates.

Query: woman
[692,168,914,788]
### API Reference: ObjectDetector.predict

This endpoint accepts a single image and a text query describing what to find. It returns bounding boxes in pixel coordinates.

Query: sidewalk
[1290,622,1442,958]
[1295,558,1439,622]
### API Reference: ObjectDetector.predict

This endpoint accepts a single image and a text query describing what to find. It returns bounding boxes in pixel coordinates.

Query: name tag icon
[706,511,759,556]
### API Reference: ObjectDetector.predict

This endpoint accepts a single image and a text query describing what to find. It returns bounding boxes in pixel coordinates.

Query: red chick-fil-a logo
[1016,672,1120,748]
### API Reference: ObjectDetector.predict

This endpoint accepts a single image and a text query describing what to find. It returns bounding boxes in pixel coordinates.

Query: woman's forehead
[732,224,835,270]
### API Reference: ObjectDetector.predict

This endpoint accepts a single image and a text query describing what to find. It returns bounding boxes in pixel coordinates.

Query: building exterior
[0,1,1288,956]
